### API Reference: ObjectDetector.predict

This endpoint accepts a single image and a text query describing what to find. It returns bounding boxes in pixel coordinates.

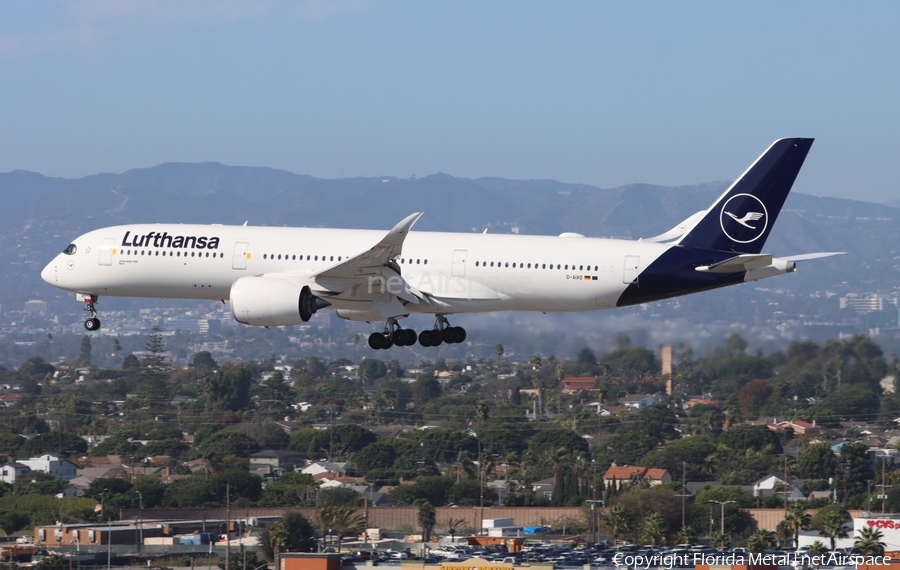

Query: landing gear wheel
[392,330,409,346]
[453,326,467,343]
[442,327,459,344]
[418,330,435,347]
[84,317,101,331]
[368,332,386,350]
[403,329,417,346]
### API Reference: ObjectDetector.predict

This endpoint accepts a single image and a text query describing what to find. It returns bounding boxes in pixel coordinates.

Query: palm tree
[855,526,886,556]
[330,504,365,553]
[775,520,793,548]
[603,506,629,546]
[641,513,665,546]
[675,526,694,546]
[819,509,850,551]
[443,517,467,544]
[416,499,437,548]
[267,520,288,569]
[315,504,335,551]
[747,530,774,553]
[809,541,828,556]
[784,501,811,548]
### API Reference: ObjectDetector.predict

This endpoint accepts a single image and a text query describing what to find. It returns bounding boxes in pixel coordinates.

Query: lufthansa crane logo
[720,193,768,243]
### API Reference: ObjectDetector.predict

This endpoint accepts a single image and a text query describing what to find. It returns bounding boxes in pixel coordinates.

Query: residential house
[618,394,661,410]
[766,419,820,436]
[19,454,77,480]
[0,462,30,484]
[301,461,352,477]
[531,477,555,499]
[752,474,807,500]
[603,466,672,490]
[249,450,306,473]
[561,377,598,392]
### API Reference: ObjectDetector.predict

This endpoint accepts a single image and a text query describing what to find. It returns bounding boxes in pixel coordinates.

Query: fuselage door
[451,249,467,277]
[623,255,640,285]
[233,242,249,270]
[99,238,115,266]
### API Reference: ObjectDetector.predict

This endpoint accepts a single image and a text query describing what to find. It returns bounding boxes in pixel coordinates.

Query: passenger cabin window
[63,244,77,255]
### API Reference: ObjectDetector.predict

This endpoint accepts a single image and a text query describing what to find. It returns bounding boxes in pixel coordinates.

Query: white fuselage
[41,223,671,319]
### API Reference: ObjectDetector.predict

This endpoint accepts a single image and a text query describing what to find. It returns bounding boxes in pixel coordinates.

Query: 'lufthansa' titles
[121,231,220,250]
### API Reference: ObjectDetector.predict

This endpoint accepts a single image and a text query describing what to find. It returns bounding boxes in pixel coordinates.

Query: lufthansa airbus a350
[42,138,840,349]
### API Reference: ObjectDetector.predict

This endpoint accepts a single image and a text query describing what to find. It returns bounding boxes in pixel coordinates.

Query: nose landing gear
[82,294,101,331]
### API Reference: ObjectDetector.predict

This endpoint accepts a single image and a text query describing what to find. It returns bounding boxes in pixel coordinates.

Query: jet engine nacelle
[230,276,329,326]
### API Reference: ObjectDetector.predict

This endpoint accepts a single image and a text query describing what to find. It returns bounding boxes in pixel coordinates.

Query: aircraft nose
[41,260,56,285]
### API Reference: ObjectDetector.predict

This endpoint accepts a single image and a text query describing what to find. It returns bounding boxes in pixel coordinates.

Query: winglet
[376,212,423,250]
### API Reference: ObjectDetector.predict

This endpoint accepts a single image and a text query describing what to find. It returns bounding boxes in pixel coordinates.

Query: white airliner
[42,138,841,349]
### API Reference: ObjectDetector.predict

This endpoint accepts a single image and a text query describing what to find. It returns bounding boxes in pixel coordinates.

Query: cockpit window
[63,244,77,255]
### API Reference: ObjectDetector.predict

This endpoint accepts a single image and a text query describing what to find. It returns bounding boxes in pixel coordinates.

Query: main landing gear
[368,318,417,350]
[367,315,466,350]
[83,294,101,331]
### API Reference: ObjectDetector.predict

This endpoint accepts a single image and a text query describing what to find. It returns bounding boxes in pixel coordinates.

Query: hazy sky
[2,1,898,202]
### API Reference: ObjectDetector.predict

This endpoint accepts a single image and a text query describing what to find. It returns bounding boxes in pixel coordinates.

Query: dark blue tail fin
[677,138,814,253]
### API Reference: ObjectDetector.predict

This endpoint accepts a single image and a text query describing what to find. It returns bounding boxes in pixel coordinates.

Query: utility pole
[875,455,890,514]
[676,462,691,532]
[136,490,143,554]
[225,484,230,570]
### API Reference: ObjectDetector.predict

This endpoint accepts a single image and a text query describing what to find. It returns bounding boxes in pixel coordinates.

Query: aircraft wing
[308,212,428,305]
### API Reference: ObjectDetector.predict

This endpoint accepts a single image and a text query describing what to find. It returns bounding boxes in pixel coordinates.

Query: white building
[19,454,77,480]
[0,462,31,484]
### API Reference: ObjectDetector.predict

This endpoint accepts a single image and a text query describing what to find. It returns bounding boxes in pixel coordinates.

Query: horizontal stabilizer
[780,252,846,262]
[696,254,773,273]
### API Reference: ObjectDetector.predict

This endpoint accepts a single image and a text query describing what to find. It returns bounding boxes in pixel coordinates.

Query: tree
[641,512,665,546]
[258,472,318,507]
[78,335,92,366]
[353,443,397,474]
[818,507,850,550]
[443,517,467,543]
[261,512,316,562]
[855,526,886,556]
[835,442,872,502]
[603,506,630,545]
[315,504,335,551]
[137,326,172,404]
[218,550,260,570]
[330,504,364,552]
[783,501,811,548]
[738,378,771,418]
[795,443,838,480]
[412,374,442,409]
[201,364,253,412]
[266,520,288,569]
[747,529,774,552]
[193,351,217,371]
[416,499,437,545]
[358,359,387,383]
